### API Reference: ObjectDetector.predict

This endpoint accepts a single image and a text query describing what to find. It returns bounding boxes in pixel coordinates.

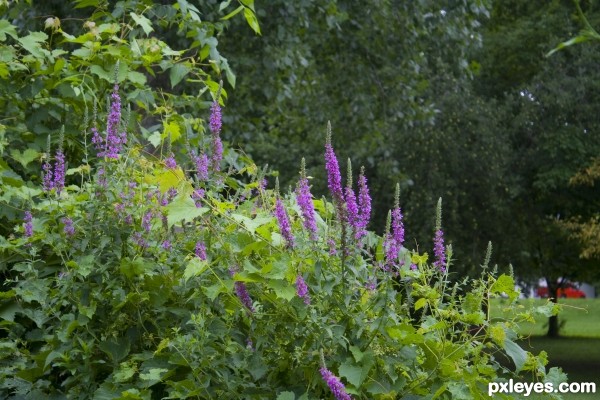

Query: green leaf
[169,63,190,88]
[74,0,101,8]
[129,13,154,35]
[221,5,244,21]
[140,368,168,381]
[127,70,147,86]
[414,297,427,311]
[491,274,518,302]
[90,65,111,82]
[164,195,209,228]
[269,279,296,301]
[10,149,38,168]
[17,32,49,58]
[99,337,131,363]
[183,257,208,281]
[277,392,295,400]
[339,361,363,387]
[243,8,261,35]
[503,338,527,372]
[0,20,18,41]
[219,0,233,12]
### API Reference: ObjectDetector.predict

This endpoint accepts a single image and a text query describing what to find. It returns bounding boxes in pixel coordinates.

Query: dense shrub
[0,2,566,399]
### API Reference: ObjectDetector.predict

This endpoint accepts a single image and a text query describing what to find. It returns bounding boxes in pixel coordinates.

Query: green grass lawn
[491,298,600,399]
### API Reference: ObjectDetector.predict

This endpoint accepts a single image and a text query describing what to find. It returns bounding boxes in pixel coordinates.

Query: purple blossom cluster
[355,170,371,240]
[296,171,317,240]
[23,211,33,237]
[320,367,352,400]
[383,206,405,269]
[211,134,223,171]
[195,241,207,260]
[274,198,294,248]
[325,133,344,204]
[92,84,127,158]
[433,229,446,272]
[165,154,177,169]
[209,100,222,134]
[142,211,153,232]
[345,185,359,234]
[193,153,210,181]
[62,217,75,236]
[295,275,310,305]
[230,268,255,312]
[161,240,172,251]
[192,188,205,208]
[42,150,66,194]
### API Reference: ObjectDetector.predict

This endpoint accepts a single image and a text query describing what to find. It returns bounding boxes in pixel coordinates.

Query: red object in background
[537,283,586,298]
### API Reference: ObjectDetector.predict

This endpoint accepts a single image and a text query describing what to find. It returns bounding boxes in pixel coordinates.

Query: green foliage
[0,1,562,398]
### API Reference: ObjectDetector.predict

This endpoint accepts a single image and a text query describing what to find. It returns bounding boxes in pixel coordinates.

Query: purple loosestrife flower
[211,134,223,171]
[195,241,207,260]
[324,123,344,204]
[42,160,54,192]
[328,238,337,255]
[97,167,107,188]
[295,274,310,305]
[192,188,205,208]
[209,100,222,134]
[52,150,66,194]
[296,159,318,240]
[274,198,295,248]
[24,211,33,237]
[320,367,352,400]
[230,268,255,312]
[391,207,404,248]
[91,125,103,154]
[433,229,446,273]
[165,154,177,169]
[194,153,210,181]
[345,186,359,232]
[142,211,153,232]
[105,84,124,159]
[161,240,172,251]
[62,217,75,236]
[132,231,148,248]
[356,168,371,240]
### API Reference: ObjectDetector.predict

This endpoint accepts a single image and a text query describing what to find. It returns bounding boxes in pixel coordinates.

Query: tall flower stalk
[296,158,318,240]
[210,82,223,171]
[274,180,295,248]
[433,197,446,273]
[324,122,344,206]
[355,166,371,240]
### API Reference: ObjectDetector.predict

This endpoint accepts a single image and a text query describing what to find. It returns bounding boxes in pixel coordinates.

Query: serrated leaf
[114,361,137,383]
[339,362,363,387]
[99,337,130,363]
[169,63,190,88]
[0,20,18,41]
[130,12,153,35]
[164,194,209,228]
[90,65,111,82]
[10,149,38,168]
[17,32,49,58]
[183,257,208,281]
[269,279,295,301]
[414,297,427,311]
[276,392,295,400]
[127,70,147,85]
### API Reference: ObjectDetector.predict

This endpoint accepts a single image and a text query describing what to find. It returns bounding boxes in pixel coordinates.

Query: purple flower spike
[296,173,318,240]
[433,229,446,272]
[42,160,54,192]
[23,211,33,237]
[325,130,344,204]
[62,217,75,236]
[165,154,177,169]
[161,240,172,251]
[194,153,210,181]
[320,367,352,400]
[211,134,223,171]
[234,281,255,312]
[356,170,371,240]
[53,150,66,194]
[274,198,295,248]
[209,100,222,134]
[345,186,359,233]
[195,241,207,260]
[295,275,310,305]
[391,208,404,248]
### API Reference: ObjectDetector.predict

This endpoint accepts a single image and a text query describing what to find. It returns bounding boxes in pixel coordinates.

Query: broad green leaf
[491,274,518,301]
[99,337,130,363]
[129,13,154,35]
[140,368,168,381]
[183,257,208,281]
[414,297,427,311]
[164,195,209,228]
[219,0,233,12]
[162,120,181,143]
[269,279,295,301]
[127,70,147,85]
[10,149,38,168]
[17,32,49,58]
[90,65,111,82]
[503,338,527,372]
[169,63,190,88]
[74,0,101,8]
[114,362,137,383]
[0,20,17,41]
[339,361,363,387]
[277,392,295,400]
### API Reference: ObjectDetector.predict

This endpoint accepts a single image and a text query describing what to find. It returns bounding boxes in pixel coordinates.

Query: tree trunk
[547,281,560,338]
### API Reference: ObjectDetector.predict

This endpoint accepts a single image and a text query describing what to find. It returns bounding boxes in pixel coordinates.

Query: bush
[0,2,565,399]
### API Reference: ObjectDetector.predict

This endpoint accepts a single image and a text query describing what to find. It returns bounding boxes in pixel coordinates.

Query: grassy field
[491,298,600,399]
